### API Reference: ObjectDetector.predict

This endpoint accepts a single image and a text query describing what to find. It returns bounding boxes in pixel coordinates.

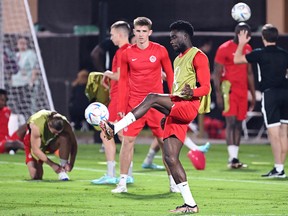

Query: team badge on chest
[149,55,156,63]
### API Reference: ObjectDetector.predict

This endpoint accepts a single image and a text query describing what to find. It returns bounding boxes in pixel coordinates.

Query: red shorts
[123,99,164,137]
[23,131,34,164]
[223,92,248,121]
[0,132,21,153]
[163,97,200,143]
[0,139,6,153]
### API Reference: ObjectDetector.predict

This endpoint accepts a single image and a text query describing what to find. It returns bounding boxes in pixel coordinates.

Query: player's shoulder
[0,106,11,115]
[150,41,165,49]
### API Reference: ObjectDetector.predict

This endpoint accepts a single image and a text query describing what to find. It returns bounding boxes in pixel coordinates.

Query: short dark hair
[133,17,152,30]
[235,22,251,34]
[111,21,131,35]
[169,20,194,40]
[48,111,64,132]
[262,24,278,43]
[0,89,8,101]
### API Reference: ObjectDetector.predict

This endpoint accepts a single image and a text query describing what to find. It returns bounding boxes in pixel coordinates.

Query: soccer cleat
[261,168,286,178]
[111,185,127,193]
[170,185,180,193]
[142,163,165,170]
[99,121,114,140]
[227,158,248,169]
[99,144,105,153]
[58,171,70,181]
[197,142,211,153]
[116,176,134,184]
[91,175,118,185]
[126,176,134,184]
[170,203,199,214]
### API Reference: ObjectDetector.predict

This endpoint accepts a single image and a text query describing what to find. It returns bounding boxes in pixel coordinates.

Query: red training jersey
[110,43,130,99]
[0,106,11,140]
[214,40,252,95]
[118,42,174,113]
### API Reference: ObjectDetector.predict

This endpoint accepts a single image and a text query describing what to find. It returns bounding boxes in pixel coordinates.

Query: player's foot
[227,158,248,169]
[116,176,134,184]
[170,204,199,213]
[111,184,127,193]
[91,175,118,185]
[261,168,286,178]
[58,171,70,181]
[142,163,165,170]
[99,120,114,140]
[197,142,211,153]
[170,185,180,193]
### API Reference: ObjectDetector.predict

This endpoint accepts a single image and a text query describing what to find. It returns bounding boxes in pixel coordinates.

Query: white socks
[275,164,284,172]
[114,112,136,134]
[177,181,196,207]
[107,161,116,177]
[143,148,156,165]
[118,174,127,186]
[227,145,239,162]
[184,137,198,151]
[60,159,68,167]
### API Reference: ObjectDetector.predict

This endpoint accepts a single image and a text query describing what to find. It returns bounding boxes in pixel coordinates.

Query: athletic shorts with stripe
[163,96,200,143]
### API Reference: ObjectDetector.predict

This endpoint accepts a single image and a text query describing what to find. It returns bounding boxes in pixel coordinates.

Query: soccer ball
[85,102,109,126]
[231,2,251,22]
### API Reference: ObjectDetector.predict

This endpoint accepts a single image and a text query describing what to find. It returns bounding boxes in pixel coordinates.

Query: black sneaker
[99,121,114,140]
[261,168,286,178]
[227,158,248,169]
[170,203,199,213]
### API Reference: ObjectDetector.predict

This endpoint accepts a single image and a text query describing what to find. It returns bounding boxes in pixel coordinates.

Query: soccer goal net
[0,0,54,124]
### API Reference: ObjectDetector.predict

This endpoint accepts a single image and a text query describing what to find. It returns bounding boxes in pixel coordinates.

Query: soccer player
[234,24,288,178]
[214,22,256,168]
[107,17,176,193]
[101,20,211,213]
[0,89,25,154]
[91,21,134,185]
[23,109,78,180]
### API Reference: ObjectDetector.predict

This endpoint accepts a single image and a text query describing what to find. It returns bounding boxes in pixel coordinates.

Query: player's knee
[146,93,158,103]
[164,154,178,167]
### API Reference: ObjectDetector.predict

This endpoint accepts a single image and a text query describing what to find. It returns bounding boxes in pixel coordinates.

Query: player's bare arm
[234,30,250,64]
[30,123,60,172]
[63,122,78,171]
[213,62,224,110]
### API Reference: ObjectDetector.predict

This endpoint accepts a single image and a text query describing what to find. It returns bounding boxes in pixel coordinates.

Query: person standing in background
[234,24,288,178]
[214,22,256,168]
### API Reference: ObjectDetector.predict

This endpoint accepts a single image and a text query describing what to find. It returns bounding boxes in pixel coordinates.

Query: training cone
[187,149,206,170]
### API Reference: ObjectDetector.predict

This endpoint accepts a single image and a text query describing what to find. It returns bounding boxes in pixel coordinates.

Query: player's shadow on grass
[221,168,259,173]
[113,192,175,200]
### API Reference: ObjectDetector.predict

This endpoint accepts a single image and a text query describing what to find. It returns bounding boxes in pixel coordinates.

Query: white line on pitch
[1,161,288,186]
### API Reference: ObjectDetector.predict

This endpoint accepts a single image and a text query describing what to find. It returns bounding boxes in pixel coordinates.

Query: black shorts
[262,88,288,127]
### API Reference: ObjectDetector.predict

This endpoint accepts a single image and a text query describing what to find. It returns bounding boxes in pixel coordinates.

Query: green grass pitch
[0,142,287,215]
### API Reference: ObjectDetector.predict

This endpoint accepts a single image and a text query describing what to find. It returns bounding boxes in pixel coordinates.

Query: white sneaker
[111,185,127,193]
[170,185,180,193]
[58,171,70,181]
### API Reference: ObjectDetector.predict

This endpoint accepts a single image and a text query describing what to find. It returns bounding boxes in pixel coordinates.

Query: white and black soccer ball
[85,102,109,126]
[231,2,251,22]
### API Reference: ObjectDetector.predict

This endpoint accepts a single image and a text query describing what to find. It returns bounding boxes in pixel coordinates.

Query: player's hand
[101,76,110,89]
[64,163,72,172]
[52,163,62,173]
[215,93,224,111]
[180,84,193,98]
[238,30,251,45]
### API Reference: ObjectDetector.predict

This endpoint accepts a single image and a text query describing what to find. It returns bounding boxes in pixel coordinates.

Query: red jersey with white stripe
[118,42,174,113]
[214,40,252,96]
[0,106,11,140]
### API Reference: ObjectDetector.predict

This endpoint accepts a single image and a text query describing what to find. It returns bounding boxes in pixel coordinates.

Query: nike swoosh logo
[132,58,137,61]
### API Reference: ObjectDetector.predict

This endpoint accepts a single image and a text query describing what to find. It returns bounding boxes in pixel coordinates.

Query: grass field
[1,141,288,216]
